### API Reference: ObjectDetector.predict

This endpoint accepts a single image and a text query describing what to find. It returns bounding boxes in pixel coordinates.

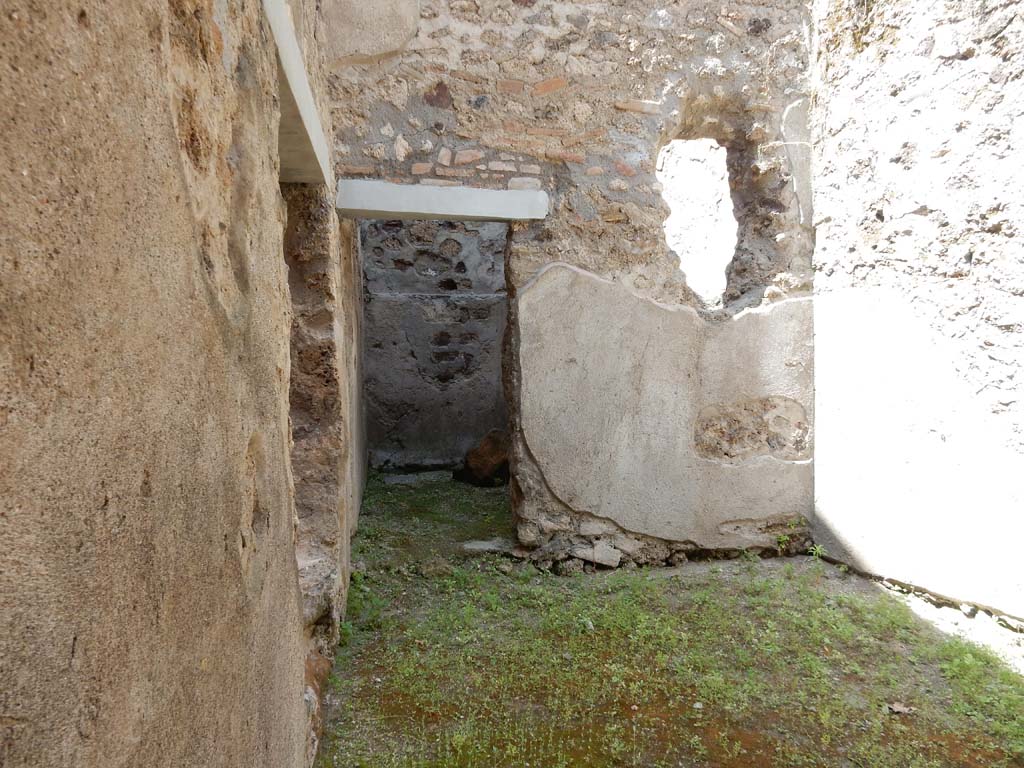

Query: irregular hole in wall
[656,139,738,307]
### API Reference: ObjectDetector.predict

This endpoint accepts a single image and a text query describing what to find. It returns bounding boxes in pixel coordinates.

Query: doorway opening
[361,218,511,487]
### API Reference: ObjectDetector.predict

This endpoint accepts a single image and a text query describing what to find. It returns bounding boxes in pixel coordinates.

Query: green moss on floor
[317,473,1024,768]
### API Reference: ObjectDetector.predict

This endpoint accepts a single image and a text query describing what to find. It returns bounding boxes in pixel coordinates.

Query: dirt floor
[315,473,1024,768]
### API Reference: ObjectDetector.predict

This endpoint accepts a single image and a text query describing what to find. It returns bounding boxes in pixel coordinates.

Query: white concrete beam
[336,179,550,221]
[262,0,333,186]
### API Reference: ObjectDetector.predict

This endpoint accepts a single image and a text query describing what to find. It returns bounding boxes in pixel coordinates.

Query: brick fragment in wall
[546,149,585,164]
[454,149,485,165]
[497,79,525,94]
[614,100,661,115]
[488,161,517,172]
[563,129,609,148]
[527,126,568,137]
[438,147,452,166]
[585,166,605,176]
[424,81,453,109]
[436,167,474,178]
[486,136,548,155]
[520,164,542,174]
[508,177,542,190]
[337,164,375,175]
[533,76,569,96]
[614,161,637,177]
[452,70,485,84]
[411,163,432,175]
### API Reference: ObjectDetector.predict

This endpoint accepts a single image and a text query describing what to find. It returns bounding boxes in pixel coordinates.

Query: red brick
[533,76,569,96]
[562,128,608,148]
[452,70,485,84]
[497,79,525,95]
[614,161,638,177]
[454,149,486,165]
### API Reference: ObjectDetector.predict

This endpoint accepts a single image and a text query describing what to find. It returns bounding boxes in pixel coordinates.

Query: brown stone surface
[0,2,349,766]
[283,185,366,654]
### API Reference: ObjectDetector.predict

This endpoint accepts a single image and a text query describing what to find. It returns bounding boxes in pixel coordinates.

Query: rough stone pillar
[282,184,365,655]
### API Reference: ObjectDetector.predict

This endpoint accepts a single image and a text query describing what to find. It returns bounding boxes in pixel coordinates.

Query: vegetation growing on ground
[317,473,1024,768]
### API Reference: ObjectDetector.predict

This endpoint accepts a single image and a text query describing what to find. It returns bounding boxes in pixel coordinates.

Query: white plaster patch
[518,264,813,546]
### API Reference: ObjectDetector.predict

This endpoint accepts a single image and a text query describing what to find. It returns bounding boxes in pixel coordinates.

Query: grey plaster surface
[518,264,813,547]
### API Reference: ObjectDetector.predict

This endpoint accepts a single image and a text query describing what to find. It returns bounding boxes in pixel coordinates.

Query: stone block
[508,177,542,190]
[533,76,569,96]
[455,149,486,165]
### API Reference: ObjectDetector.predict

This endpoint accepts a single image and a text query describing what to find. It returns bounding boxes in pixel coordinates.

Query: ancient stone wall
[327,0,813,304]
[326,0,816,566]
[282,185,365,667]
[362,219,509,469]
[0,2,356,765]
[811,0,1024,618]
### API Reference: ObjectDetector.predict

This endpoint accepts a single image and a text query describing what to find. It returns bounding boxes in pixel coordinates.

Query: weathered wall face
[0,2,337,765]
[518,265,812,566]
[282,185,365,662]
[325,0,816,563]
[362,220,509,468]
[327,0,813,306]
[812,0,1024,617]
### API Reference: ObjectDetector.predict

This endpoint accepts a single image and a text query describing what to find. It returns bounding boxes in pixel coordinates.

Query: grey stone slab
[336,180,549,222]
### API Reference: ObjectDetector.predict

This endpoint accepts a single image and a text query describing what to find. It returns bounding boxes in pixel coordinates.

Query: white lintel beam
[336,179,550,222]
[262,0,333,186]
